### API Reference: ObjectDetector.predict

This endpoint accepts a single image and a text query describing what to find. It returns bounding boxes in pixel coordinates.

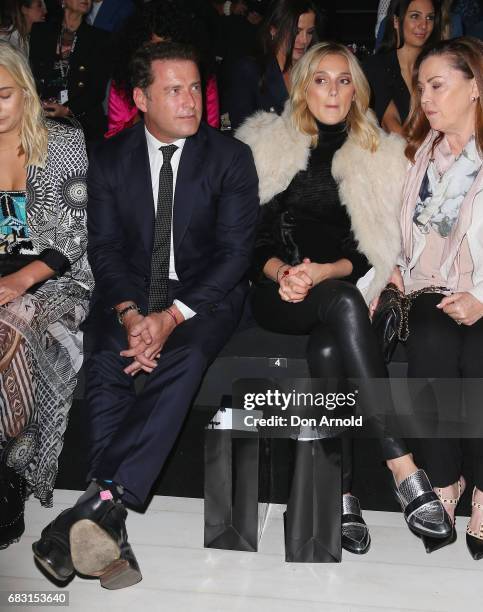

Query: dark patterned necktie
[148,144,178,313]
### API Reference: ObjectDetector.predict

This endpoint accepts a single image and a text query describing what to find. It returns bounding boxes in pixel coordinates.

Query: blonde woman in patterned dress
[0,40,93,548]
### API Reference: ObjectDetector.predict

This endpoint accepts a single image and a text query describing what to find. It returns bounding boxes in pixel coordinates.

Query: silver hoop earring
[472,96,477,102]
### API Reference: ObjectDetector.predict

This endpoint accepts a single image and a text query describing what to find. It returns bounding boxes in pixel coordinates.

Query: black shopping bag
[204,407,270,552]
[284,437,342,562]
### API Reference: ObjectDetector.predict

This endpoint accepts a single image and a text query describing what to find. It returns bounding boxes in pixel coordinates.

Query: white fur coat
[236,104,408,302]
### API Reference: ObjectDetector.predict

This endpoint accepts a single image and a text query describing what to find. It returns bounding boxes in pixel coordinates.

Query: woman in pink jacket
[106,0,219,139]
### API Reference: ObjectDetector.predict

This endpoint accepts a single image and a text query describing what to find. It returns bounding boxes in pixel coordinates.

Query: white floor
[0,490,482,612]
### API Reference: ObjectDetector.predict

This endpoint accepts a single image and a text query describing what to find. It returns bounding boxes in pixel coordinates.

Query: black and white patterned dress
[0,120,93,508]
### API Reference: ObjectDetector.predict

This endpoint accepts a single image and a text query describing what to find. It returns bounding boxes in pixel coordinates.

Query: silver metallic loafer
[342,494,371,555]
[394,469,452,538]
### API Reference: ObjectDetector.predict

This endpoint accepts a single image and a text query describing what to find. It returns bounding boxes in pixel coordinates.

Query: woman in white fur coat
[236,42,453,555]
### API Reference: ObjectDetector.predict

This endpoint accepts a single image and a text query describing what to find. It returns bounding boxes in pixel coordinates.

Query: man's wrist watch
[117,303,140,326]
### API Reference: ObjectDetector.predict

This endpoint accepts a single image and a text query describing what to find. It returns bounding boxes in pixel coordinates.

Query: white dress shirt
[145,126,196,320]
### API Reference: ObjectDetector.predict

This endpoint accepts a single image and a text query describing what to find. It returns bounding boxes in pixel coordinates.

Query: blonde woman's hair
[290,41,380,152]
[0,40,47,167]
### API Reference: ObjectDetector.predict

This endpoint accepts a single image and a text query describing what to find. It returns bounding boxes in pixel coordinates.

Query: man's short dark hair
[129,42,200,91]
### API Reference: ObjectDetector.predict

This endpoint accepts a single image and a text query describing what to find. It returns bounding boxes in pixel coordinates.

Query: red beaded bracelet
[164,307,179,326]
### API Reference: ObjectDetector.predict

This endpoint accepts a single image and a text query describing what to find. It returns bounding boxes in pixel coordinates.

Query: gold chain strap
[383,284,448,342]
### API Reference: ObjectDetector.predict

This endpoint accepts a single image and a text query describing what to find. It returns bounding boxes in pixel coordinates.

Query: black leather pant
[252,279,408,492]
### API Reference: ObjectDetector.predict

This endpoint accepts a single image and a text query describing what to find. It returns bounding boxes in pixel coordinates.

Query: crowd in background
[1,0,480,144]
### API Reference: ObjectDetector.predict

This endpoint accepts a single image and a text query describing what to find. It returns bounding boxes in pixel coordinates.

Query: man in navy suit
[33,42,259,590]
[86,0,135,32]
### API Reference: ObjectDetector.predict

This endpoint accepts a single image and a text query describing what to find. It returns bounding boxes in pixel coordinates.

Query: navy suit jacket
[90,0,134,32]
[86,121,259,332]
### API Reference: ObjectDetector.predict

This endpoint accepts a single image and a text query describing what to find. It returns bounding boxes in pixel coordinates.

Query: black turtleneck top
[252,121,370,284]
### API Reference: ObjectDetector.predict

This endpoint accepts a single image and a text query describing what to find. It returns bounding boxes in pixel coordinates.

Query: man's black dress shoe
[32,507,76,582]
[341,494,371,555]
[70,500,142,589]
[32,482,141,587]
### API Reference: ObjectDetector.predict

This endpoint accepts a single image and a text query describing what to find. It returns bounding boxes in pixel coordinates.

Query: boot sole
[70,519,121,576]
[69,520,142,589]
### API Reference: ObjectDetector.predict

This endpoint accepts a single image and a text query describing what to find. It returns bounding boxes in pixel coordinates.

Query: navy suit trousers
[85,289,242,507]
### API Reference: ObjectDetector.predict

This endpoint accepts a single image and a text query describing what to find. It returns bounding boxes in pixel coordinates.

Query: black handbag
[372,283,448,363]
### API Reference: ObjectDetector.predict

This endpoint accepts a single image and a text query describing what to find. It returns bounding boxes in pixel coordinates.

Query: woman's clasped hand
[279,258,341,302]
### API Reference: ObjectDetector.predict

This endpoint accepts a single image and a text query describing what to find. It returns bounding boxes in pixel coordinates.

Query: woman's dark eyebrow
[417,75,443,85]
